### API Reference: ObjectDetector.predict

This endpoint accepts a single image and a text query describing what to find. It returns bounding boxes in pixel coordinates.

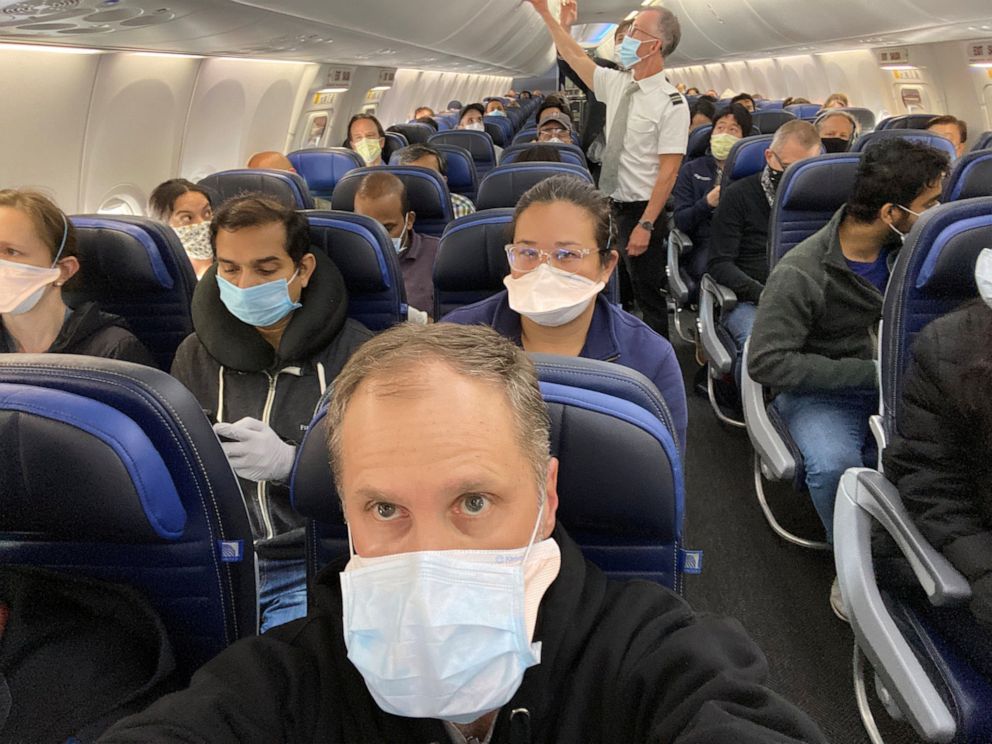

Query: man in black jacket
[170,196,372,632]
[104,323,827,744]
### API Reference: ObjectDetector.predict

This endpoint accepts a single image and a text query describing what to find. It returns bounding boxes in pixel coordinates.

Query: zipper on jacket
[256,371,279,540]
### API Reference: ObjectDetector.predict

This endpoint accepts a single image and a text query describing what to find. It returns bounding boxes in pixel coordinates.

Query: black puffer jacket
[170,252,372,559]
[882,300,992,627]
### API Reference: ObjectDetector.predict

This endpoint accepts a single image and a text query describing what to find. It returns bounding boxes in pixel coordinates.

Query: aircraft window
[97,195,142,216]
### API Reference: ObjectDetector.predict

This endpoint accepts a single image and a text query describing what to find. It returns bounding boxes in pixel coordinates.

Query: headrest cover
[0,382,186,542]
[429,131,496,162]
[330,166,452,220]
[435,210,514,292]
[724,135,773,183]
[777,154,862,212]
[476,163,593,210]
[287,149,363,194]
[852,130,957,160]
[69,218,177,294]
[913,209,992,293]
[945,152,992,201]
[307,212,395,294]
[198,169,314,209]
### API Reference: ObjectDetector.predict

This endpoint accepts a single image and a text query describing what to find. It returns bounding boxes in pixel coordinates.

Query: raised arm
[524,0,597,90]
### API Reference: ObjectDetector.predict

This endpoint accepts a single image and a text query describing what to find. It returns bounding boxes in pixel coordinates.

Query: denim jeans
[721,301,757,388]
[773,390,877,543]
[258,556,307,633]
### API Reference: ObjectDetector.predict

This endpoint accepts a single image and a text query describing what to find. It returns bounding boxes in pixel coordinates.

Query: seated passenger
[170,195,372,631]
[822,93,849,109]
[705,88,719,98]
[685,86,700,95]
[485,99,507,117]
[537,96,571,124]
[353,172,439,322]
[149,178,215,278]
[413,106,435,119]
[747,139,947,555]
[0,189,154,365]
[101,322,828,744]
[689,97,716,131]
[519,90,532,100]
[456,103,486,132]
[882,258,992,660]
[247,151,297,172]
[730,93,755,113]
[815,110,857,153]
[515,144,563,163]
[926,114,968,160]
[673,104,752,259]
[345,113,388,167]
[535,112,573,144]
[443,175,688,449]
[707,120,821,367]
[394,143,476,218]
[415,115,439,131]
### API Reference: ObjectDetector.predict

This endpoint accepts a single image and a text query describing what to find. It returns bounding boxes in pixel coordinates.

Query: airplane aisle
[671,331,923,744]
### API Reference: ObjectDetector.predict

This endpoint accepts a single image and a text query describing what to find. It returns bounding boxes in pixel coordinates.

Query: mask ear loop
[522,497,547,564]
[51,213,68,268]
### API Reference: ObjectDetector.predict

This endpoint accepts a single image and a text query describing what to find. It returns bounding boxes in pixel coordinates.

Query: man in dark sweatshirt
[104,323,827,744]
[169,195,372,632]
[747,139,947,557]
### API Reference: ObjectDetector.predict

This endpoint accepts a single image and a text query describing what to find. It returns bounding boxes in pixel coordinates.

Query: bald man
[353,172,439,320]
[247,151,297,172]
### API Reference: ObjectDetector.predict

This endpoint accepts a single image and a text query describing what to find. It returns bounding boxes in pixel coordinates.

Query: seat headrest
[426,144,479,194]
[852,129,957,160]
[305,210,406,329]
[823,107,876,132]
[973,131,992,152]
[330,166,454,228]
[685,125,713,159]
[388,123,433,145]
[483,120,507,147]
[775,153,862,212]
[721,135,772,187]
[68,216,180,293]
[784,103,822,120]
[751,110,797,134]
[433,209,514,318]
[878,114,938,131]
[290,406,339,524]
[198,169,315,209]
[475,163,593,210]
[499,142,588,168]
[943,150,992,201]
[901,198,992,294]
[287,148,363,198]
[428,130,496,163]
[0,381,186,542]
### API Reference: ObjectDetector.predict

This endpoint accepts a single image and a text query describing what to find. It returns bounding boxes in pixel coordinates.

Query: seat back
[198,168,314,209]
[286,148,364,199]
[512,127,539,145]
[827,107,877,133]
[483,115,513,144]
[768,153,862,268]
[756,99,784,110]
[429,143,479,200]
[0,356,257,680]
[383,131,408,154]
[877,114,938,131]
[66,216,196,371]
[751,110,797,134]
[851,129,957,160]
[304,211,406,330]
[784,103,822,120]
[942,150,992,201]
[291,358,687,589]
[685,125,713,160]
[428,130,497,178]
[330,165,455,237]
[973,131,992,152]
[499,142,588,168]
[881,197,992,437]
[387,122,433,145]
[475,162,593,210]
[720,134,773,189]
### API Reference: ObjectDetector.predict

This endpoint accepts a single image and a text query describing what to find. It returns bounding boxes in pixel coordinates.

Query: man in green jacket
[747,139,947,554]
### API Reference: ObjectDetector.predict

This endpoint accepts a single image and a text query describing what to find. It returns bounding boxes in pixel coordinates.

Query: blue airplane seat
[383,131,408,155]
[287,148,364,200]
[756,99,784,110]
[291,356,689,591]
[499,142,588,169]
[751,110,797,134]
[330,165,454,237]
[852,129,957,161]
[511,127,539,145]
[483,115,513,145]
[387,122,433,145]
[66,216,196,371]
[942,150,992,201]
[784,103,822,120]
[428,130,497,179]
[719,134,773,189]
[198,168,314,209]
[0,356,258,680]
[426,143,479,201]
[303,210,406,330]
[876,113,939,131]
[685,124,713,161]
[972,131,992,152]
[432,208,618,320]
[835,197,992,744]
[475,162,593,210]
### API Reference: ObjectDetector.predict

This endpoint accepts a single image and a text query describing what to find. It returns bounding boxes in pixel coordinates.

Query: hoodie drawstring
[317,362,327,396]
[216,366,225,423]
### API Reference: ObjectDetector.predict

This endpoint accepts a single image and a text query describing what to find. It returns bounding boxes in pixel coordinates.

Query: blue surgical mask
[489,110,507,117]
[618,34,650,70]
[216,270,301,327]
[391,215,411,254]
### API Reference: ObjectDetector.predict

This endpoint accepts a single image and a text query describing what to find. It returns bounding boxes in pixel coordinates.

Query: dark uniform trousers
[612,199,669,339]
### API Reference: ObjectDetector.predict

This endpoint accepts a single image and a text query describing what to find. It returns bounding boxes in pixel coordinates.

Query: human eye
[369,501,404,522]
[555,248,584,264]
[220,264,239,276]
[457,493,492,517]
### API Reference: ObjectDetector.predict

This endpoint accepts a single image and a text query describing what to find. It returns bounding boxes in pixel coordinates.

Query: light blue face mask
[489,109,507,117]
[216,269,301,327]
[390,214,411,254]
[617,34,655,70]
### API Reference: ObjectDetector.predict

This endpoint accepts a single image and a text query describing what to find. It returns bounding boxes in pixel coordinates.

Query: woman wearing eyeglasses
[443,175,686,449]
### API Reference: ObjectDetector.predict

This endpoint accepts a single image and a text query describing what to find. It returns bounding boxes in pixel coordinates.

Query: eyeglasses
[505,244,605,272]
[540,127,568,137]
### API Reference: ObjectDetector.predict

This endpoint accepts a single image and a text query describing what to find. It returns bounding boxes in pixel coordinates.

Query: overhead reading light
[0,42,103,54]
[880,64,917,71]
[370,85,391,91]
[317,86,348,93]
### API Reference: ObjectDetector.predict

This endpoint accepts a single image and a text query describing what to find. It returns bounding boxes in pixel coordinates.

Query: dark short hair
[846,139,949,223]
[346,113,385,144]
[730,93,754,107]
[514,145,562,163]
[685,87,700,95]
[0,188,77,262]
[537,97,571,124]
[148,178,214,223]
[210,195,310,263]
[513,175,614,268]
[712,103,752,137]
[614,19,632,39]
[355,171,410,215]
[459,103,485,123]
[690,98,716,122]
[415,115,439,131]
[414,106,434,117]
[927,115,968,144]
[395,143,446,177]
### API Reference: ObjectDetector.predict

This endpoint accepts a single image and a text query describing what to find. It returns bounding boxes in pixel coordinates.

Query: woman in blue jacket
[443,175,687,450]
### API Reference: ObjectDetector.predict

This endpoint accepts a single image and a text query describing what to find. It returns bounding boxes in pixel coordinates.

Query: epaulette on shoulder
[668,92,685,105]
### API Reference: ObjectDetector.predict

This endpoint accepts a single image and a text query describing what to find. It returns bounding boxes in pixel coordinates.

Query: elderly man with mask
[102,322,828,744]
[814,110,858,154]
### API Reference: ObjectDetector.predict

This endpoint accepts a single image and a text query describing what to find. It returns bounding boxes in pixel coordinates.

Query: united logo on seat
[218,540,245,563]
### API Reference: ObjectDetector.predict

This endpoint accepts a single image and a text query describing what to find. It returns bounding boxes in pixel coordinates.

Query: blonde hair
[0,189,75,261]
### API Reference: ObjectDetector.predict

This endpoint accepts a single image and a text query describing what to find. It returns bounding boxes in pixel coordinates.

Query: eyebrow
[515,239,583,247]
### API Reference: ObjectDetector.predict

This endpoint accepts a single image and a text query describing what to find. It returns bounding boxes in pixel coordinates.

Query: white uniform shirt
[593,66,690,202]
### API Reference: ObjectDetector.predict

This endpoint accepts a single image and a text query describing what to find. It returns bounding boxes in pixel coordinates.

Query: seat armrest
[740,338,795,480]
[834,468,963,742]
[697,275,737,376]
[666,230,692,306]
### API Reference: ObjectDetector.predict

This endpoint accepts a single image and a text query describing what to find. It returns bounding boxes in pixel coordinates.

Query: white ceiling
[1,0,991,73]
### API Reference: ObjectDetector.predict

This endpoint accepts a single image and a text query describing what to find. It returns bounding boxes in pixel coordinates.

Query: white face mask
[390,214,411,254]
[173,222,213,260]
[341,504,561,725]
[0,214,67,316]
[463,121,485,132]
[976,249,992,310]
[504,263,605,327]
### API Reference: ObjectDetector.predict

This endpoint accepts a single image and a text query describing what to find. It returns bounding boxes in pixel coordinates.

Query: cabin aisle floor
[672,331,924,744]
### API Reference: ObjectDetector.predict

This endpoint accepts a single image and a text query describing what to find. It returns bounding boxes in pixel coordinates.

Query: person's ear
[541,457,560,539]
[54,256,80,286]
[298,252,317,288]
[601,250,620,282]
[406,210,417,230]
